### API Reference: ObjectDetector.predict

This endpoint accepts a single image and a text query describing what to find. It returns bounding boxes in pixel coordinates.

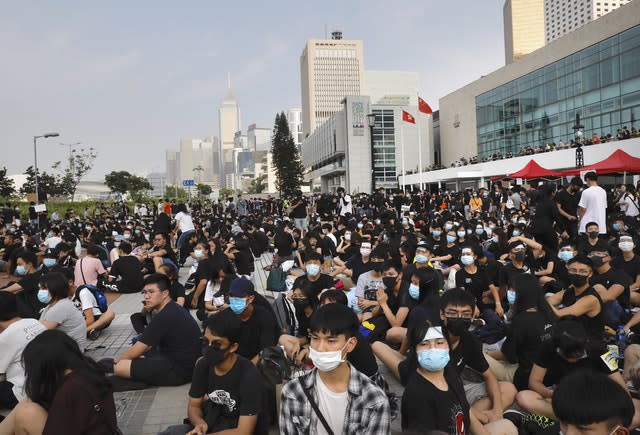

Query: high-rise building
[545,0,631,42]
[179,137,219,187]
[503,0,546,64]
[286,109,303,151]
[218,84,241,187]
[300,31,365,138]
[247,124,272,152]
[165,150,180,191]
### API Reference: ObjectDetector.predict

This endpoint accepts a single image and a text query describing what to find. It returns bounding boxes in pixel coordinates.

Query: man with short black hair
[108,273,201,386]
[2,251,45,319]
[280,303,390,434]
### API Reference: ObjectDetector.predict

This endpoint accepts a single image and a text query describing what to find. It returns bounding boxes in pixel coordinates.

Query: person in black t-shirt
[555,177,582,240]
[589,249,632,327]
[227,278,278,364]
[2,251,45,319]
[159,309,267,435]
[455,245,502,317]
[612,235,640,302]
[515,319,623,420]
[576,222,610,256]
[291,252,334,300]
[107,242,144,294]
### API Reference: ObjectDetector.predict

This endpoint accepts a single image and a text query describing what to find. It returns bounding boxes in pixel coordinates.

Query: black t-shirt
[478,259,501,286]
[291,199,307,219]
[153,213,171,234]
[591,267,632,308]
[233,249,254,275]
[501,311,553,390]
[455,268,492,309]
[555,189,580,218]
[189,355,267,434]
[442,244,461,265]
[16,271,46,319]
[292,274,334,299]
[140,301,202,377]
[109,255,144,293]
[498,262,532,291]
[274,232,294,258]
[401,368,469,435]
[169,281,186,302]
[346,255,374,284]
[237,305,278,360]
[347,331,379,378]
[194,257,215,284]
[449,331,490,376]
[560,287,604,341]
[611,255,640,285]
[576,236,609,256]
[535,339,617,387]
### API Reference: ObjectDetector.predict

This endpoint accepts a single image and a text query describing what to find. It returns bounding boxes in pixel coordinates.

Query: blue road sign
[182,179,195,187]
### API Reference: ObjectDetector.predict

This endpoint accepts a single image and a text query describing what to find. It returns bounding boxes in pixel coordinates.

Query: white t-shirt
[41,299,87,350]
[175,211,195,233]
[75,287,103,317]
[0,318,46,401]
[578,185,607,233]
[315,371,348,435]
[620,193,640,217]
[203,281,225,307]
[339,195,352,216]
[44,236,62,249]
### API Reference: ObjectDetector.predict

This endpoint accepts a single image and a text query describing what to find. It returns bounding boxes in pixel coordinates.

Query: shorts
[294,218,308,231]
[130,354,190,386]
[463,381,488,405]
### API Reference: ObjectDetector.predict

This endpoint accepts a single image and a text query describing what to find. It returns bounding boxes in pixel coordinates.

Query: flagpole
[400,118,406,193]
[418,116,423,192]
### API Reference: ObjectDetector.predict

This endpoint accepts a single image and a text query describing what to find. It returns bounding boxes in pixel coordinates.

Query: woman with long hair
[0,329,118,435]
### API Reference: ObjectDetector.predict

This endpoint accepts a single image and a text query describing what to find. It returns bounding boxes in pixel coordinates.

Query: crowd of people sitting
[0,173,639,434]
[437,127,639,170]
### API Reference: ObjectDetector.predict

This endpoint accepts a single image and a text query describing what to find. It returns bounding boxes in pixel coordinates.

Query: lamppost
[33,132,60,204]
[573,114,584,168]
[193,165,204,200]
[367,113,377,192]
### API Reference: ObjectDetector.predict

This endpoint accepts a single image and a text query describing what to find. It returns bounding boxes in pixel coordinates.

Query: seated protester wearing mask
[374,263,413,344]
[279,303,390,435]
[612,236,640,305]
[107,241,144,294]
[588,249,632,328]
[515,319,625,423]
[278,285,319,366]
[485,275,555,390]
[142,232,178,273]
[291,252,334,301]
[577,222,610,256]
[228,278,279,365]
[37,272,88,351]
[499,238,542,300]
[334,240,374,284]
[546,256,604,342]
[456,245,503,318]
[2,251,45,319]
[200,264,232,319]
[354,249,387,320]
[556,242,578,289]
[401,321,517,435]
[427,222,446,255]
[401,241,434,284]
[158,310,268,435]
[553,371,634,435]
[109,234,123,264]
[187,241,216,310]
[333,230,359,268]
[0,292,46,410]
[104,273,201,387]
[429,229,460,276]
[40,249,58,273]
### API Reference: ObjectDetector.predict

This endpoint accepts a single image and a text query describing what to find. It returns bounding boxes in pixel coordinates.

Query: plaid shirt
[279,364,390,434]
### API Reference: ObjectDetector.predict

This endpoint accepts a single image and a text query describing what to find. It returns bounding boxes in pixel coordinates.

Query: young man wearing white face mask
[279,303,390,435]
[292,252,335,301]
[612,236,640,302]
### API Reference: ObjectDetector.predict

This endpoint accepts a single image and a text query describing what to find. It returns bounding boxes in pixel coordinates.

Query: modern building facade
[247,124,272,152]
[504,0,546,64]
[218,89,241,187]
[439,0,640,166]
[302,96,432,193]
[545,0,631,42]
[146,172,167,197]
[179,137,220,187]
[165,150,180,191]
[364,71,419,106]
[286,109,303,151]
[300,32,365,138]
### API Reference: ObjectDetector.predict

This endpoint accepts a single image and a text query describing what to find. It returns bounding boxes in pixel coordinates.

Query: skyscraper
[286,108,303,151]
[300,31,364,138]
[218,79,241,188]
[503,0,546,64]
[544,0,631,42]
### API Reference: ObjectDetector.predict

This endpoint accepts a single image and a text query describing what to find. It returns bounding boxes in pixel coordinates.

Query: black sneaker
[87,329,101,341]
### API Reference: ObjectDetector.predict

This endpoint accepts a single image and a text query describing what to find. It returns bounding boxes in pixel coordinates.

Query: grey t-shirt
[41,299,87,350]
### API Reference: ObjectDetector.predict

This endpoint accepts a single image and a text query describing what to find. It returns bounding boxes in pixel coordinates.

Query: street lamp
[367,113,377,192]
[33,132,60,205]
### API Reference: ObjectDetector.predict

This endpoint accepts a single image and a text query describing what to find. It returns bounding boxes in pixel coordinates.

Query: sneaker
[503,409,526,428]
[522,413,555,432]
[87,329,101,341]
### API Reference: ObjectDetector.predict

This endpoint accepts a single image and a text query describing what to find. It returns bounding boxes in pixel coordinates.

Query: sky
[0,0,505,181]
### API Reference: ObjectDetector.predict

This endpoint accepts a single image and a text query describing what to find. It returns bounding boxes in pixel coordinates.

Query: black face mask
[293,299,310,310]
[446,317,472,336]
[382,277,398,290]
[590,256,604,268]
[588,231,599,240]
[514,252,526,262]
[202,345,228,366]
[568,273,589,288]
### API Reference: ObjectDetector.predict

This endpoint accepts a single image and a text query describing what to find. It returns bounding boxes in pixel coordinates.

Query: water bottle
[617,326,627,363]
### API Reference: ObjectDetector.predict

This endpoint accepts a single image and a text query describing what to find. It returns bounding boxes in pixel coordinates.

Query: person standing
[578,172,607,234]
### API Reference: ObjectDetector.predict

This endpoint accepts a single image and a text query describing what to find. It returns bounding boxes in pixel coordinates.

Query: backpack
[257,346,292,386]
[75,284,109,313]
[266,266,287,292]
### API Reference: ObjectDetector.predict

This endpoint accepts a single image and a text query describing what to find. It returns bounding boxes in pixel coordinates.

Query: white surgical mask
[360,248,371,257]
[309,342,348,372]
[619,242,634,252]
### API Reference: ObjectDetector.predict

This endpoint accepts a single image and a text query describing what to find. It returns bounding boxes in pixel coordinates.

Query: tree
[105,171,152,201]
[52,147,97,201]
[197,183,212,197]
[247,175,266,194]
[271,111,304,196]
[0,167,16,197]
[20,166,64,199]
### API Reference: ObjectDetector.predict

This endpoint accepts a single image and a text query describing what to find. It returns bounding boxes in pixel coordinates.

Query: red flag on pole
[418,97,433,115]
[402,110,415,124]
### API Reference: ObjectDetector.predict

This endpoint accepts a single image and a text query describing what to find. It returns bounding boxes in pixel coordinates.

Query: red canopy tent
[506,159,564,179]
[561,149,640,176]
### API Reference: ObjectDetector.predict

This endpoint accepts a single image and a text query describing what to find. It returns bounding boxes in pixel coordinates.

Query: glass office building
[476,24,640,159]
[371,109,398,186]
